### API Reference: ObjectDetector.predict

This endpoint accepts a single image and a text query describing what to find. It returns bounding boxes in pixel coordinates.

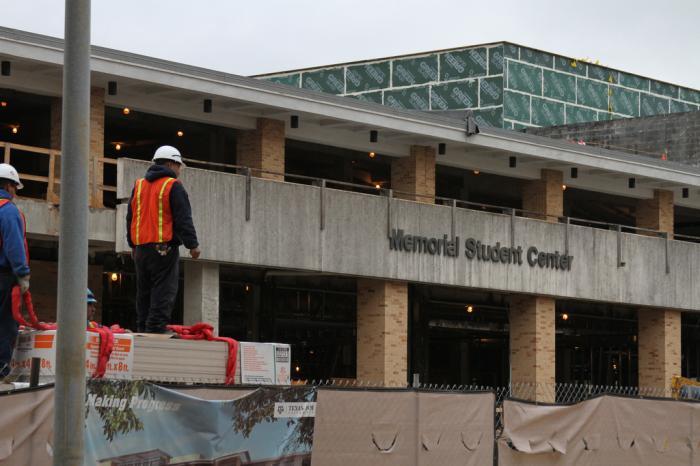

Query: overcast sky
[3,0,699,89]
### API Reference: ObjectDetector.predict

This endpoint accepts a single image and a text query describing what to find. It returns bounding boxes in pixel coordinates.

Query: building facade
[258,42,700,129]
[2,26,700,400]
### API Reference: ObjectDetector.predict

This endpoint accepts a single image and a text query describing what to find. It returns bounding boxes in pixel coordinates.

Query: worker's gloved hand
[17,275,30,294]
[189,247,201,259]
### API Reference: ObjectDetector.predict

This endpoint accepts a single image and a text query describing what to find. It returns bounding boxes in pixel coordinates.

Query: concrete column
[236,118,285,181]
[356,279,408,387]
[509,295,556,402]
[50,87,105,207]
[183,261,220,335]
[638,309,680,394]
[636,189,674,235]
[522,169,563,222]
[390,145,436,202]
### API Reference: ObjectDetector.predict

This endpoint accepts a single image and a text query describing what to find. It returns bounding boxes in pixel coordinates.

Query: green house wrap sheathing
[258,42,700,129]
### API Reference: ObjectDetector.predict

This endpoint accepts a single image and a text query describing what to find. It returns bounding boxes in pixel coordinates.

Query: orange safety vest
[0,198,29,264]
[130,177,179,245]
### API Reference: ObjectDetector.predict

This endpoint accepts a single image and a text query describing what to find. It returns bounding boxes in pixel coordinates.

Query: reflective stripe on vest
[0,198,29,264]
[130,177,178,245]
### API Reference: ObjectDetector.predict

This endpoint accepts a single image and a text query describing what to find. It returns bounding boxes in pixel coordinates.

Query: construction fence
[4,380,700,465]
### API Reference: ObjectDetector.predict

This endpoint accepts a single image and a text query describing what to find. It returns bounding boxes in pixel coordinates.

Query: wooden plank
[47,150,57,203]
[4,142,51,155]
[18,174,49,182]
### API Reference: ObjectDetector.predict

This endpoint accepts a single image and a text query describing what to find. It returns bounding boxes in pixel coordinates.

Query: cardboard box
[10,330,134,384]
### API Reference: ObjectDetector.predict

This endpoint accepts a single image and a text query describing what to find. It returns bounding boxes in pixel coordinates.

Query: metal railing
[0,140,117,206]
[177,157,700,258]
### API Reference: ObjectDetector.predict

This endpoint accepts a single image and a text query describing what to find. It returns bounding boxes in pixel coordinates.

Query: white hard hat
[0,163,23,190]
[152,145,184,165]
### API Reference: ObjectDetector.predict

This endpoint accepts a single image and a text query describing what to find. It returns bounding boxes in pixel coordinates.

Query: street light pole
[53,0,91,464]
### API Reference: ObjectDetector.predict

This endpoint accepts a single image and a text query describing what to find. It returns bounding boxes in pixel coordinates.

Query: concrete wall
[18,198,116,246]
[117,159,700,311]
[525,110,700,167]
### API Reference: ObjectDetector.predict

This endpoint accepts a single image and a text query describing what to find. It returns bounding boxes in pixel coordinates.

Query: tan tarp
[498,395,700,466]
[0,385,494,466]
[311,389,495,466]
[0,386,54,466]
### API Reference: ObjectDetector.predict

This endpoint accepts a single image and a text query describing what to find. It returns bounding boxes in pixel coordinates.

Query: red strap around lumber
[11,286,127,378]
[167,323,239,385]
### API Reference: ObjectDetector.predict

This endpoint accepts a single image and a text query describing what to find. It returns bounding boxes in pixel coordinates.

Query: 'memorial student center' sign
[389,229,573,271]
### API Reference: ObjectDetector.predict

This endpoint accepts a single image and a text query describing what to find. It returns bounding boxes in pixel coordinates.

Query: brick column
[509,295,556,402]
[390,145,436,203]
[522,169,563,222]
[638,309,680,394]
[236,118,285,181]
[50,87,105,207]
[356,279,408,387]
[49,98,62,203]
[90,87,105,207]
[183,262,220,335]
[636,189,674,236]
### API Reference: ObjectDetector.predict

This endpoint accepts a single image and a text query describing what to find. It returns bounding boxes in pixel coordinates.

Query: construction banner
[0,381,316,466]
[84,380,316,465]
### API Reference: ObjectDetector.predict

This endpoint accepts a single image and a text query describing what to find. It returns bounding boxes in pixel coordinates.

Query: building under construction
[2,26,700,398]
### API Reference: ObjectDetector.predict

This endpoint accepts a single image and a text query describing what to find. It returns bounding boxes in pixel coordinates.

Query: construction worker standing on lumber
[126,146,200,334]
[0,164,29,376]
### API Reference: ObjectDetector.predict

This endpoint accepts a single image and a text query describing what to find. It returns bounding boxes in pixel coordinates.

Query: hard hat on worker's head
[87,288,97,304]
[0,163,23,190]
[152,145,184,165]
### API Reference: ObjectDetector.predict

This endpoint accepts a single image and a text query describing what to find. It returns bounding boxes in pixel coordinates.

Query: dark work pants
[134,245,179,333]
[0,272,17,377]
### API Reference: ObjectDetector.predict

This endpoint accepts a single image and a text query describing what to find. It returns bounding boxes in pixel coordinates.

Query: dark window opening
[285,139,390,192]
[410,285,509,387]
[675,206,700,239]
[436,165,524,211]
[556,300,637,386]
[564,188,636,229]
[0,88,52,200]
[682,312,700,379]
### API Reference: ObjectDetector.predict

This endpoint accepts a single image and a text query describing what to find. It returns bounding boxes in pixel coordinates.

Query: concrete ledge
[18,198,116,246]
[116,158,699,311]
